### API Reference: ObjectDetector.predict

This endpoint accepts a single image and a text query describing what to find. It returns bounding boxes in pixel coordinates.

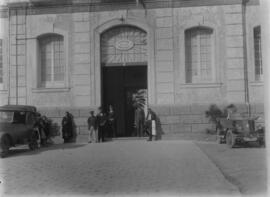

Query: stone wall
[38,103,264,140]
[0,1,264,141]
[2,4,262,107]
[151,103,264,136]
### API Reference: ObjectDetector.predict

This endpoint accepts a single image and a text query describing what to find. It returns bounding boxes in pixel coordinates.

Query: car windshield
[0,111,14,123]
[0,111,26,124]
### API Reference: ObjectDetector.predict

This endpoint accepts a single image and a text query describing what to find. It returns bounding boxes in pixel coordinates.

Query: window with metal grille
[0,39,3,83]
[254,26,262,81]
[185,27,213,83]
[39,34,65,87]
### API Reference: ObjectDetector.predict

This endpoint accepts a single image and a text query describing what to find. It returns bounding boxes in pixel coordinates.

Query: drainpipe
[7,5,10,105]
[15,8,18,105]
[242,0,250,116]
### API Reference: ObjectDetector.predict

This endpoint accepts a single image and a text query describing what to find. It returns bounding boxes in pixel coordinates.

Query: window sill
[250,81,264,86]
[32,87,70,93]
[179,83,223,88]
[0,89,8,93]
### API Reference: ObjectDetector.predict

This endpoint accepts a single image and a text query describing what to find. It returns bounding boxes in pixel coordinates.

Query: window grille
[254,26,263,81]
[185,27,213,83]
[101,26,147,66]
[39,34,65,87]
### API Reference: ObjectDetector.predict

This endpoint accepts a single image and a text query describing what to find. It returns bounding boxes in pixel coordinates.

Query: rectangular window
[39,35,65,87]
[185,28,213,83]
[254,26,263,81]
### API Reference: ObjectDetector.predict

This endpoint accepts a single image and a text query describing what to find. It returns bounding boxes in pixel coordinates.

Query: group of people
[61,107,114,143]
[61,105,157,143]
[87,105,115,143]
[34,113,53,146]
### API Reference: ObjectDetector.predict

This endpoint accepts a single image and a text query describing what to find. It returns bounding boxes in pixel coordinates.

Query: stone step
[111,137,148,141]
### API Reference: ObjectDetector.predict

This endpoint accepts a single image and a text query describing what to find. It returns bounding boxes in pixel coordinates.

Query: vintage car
[0,105,40,157]
[216,117,265,148]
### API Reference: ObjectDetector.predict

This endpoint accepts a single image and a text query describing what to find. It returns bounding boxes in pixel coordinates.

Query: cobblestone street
[0,140,241,196]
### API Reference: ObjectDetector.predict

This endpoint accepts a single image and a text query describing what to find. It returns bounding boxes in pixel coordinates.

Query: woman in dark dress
[62,112,73,143]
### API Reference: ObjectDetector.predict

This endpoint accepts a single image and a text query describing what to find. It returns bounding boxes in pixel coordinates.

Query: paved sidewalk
[0,140,240,196]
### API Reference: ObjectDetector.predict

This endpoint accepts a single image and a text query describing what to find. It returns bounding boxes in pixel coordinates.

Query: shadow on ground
[5,142,86,158]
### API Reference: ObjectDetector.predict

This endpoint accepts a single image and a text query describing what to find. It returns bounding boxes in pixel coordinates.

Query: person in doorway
[134,104,145,137]
[145,108,157,141]
[87,111,97,143]
[62,112,73,143]
[107,105,116,138]
[96,107,107,143]
[34,112,46,146]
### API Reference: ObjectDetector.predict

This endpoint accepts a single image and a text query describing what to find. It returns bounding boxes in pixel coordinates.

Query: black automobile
[0,105,40,157]
[216,117,265,148]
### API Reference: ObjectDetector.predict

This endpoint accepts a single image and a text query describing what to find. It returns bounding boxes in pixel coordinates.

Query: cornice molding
[0,0,260,17]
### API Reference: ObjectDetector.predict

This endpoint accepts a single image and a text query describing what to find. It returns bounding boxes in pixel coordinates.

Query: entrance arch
[93,18,156,108]
[101,25,148,137]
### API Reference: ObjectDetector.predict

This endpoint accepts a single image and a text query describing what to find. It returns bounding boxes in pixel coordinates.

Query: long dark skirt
[62,126,73,143]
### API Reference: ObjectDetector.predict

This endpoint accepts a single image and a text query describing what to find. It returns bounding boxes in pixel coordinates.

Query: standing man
[145,108,156,141]
[62,112,73,143]
[87,111,97,143]
[96,107,107,143]
[35,112,46,146]
[134,105,145,137]
[107,105,116,138]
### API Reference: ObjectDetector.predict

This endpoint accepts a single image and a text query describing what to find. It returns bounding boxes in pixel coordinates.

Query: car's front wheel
[1,135,11,158]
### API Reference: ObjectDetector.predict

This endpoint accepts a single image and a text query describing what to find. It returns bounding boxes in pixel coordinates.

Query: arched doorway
[101,25,147,137]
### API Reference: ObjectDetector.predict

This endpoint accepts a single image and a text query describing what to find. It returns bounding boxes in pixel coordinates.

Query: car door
[12,111,27,143]
[25,112,36,138]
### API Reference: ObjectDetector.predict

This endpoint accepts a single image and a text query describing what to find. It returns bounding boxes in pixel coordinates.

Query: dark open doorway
[102,65,147,137]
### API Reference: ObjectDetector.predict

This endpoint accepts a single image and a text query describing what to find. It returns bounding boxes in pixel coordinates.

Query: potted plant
[205,104,237,134]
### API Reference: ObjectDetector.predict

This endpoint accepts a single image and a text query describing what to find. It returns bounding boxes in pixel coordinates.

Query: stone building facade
[0,0,264,138]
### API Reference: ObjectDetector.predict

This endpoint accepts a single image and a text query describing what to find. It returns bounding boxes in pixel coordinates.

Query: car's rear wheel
[1,135,11,158]
[226,131,236,148]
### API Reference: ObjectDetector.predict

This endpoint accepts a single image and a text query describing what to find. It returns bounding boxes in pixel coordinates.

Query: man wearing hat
[87,111,97,143]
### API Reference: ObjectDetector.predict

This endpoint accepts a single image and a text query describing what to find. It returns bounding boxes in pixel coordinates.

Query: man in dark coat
[134,105,145,137]
[62,112,73,143]
[34,112,46,146]
[96,107,107,143]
